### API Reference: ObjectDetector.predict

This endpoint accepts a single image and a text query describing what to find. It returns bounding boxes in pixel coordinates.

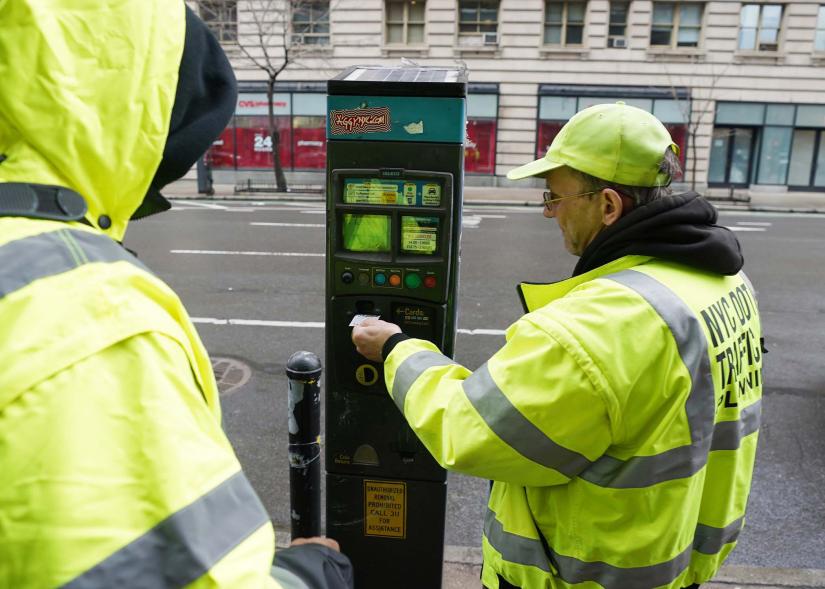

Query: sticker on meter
[421,183,441,206]
[349,314,380,327]
[344,179,401,204]
[364,480,406,539]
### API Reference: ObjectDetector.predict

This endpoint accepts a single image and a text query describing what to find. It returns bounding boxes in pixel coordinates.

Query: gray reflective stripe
[579,270,716,489]
[392,350,457,412]
[484,507,742,588]
[740,271,758,302]
[271,566,311,589]
[463,364,591,477]
[711,399,761,451]
[0,228,148,300]
[694,516,744,554]
[483,508,551,573]
[62,471,270,588]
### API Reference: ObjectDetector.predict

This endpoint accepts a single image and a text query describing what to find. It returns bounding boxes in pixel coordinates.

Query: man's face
[543,167,606,256]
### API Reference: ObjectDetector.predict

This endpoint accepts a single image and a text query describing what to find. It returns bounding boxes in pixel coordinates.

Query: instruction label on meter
[344,180,400,204]
[364,480,406,539]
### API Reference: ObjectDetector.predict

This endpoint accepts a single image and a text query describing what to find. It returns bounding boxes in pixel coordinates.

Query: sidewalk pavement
[439,546,825,589]
[164,179,825,214]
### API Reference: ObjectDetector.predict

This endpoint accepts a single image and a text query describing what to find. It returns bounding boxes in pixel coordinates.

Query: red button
[424,276,437,288]
[389,274,402,287]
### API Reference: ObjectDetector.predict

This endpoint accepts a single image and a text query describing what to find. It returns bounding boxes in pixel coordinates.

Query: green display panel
[342,214,390,253]
[401,216,439,255]
[344,178,442,207]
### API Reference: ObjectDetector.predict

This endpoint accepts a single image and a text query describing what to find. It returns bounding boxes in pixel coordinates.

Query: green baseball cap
[506,102,679,187]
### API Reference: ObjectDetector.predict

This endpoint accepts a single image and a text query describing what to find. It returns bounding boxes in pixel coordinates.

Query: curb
[166,192,825,215]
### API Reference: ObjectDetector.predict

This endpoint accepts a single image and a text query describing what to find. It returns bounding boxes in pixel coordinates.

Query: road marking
[250,222,326,228]
[475,214,507,219]
[191,317,506,335]
[726,226,766,232]
[171,249,324,257]
[193,318,326,328]
[737,221,772,226]
[170,201,228,210]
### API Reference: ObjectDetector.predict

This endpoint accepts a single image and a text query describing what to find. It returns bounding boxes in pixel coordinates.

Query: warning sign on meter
[401,216,438,255]
[364,480,406,539]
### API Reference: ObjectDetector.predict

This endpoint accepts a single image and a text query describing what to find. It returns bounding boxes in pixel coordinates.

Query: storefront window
[292,116,326,170]
[708,128,754,185]
[756,126,792,184]
[207,87,327,172]
[292,93,327,170]
[465,92,498,174]
[465,119,497,174]
[234,115,292,170]
[209,125,236,169]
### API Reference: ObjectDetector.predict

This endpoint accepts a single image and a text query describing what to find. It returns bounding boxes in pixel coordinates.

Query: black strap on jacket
[0,182,87,222]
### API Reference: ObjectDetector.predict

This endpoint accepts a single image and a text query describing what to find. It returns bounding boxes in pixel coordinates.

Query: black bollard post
[285,351,322,539]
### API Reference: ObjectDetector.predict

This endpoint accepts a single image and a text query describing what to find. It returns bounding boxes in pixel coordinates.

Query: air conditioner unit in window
[758,42,778,51]
[608,36,627,48]
[483,32,498,46]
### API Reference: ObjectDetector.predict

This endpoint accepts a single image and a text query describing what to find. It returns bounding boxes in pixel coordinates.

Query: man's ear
[600,188,624,226]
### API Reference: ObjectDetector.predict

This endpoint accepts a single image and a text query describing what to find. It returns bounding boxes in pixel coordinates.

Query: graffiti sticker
[330,107,391,135]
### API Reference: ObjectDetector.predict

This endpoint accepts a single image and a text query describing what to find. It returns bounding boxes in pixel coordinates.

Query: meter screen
[342,214,391,253]
[344,178,441,207]
[401,216,439,255]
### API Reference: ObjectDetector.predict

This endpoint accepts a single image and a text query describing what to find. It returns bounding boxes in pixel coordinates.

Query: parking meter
[325,66,467,588]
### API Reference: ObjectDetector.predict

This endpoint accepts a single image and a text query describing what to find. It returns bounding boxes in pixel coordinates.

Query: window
[199,0,238,43]
[650,2,703,48]
[465,93,499,174]
[738,4,782,51]
[816,6,825,52]
[608,1,630,47]
[544,1,586,46]
[386,0,426,44]
[292,1,330,45]
[458,0,499,46]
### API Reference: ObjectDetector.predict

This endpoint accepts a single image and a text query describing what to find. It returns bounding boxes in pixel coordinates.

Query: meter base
[326,473,446,589]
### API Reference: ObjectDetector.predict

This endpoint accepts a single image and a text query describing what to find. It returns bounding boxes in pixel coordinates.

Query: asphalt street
[124,199,825,572]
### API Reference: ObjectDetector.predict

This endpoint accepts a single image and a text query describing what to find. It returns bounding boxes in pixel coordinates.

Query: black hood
[574,192,744,277]
[132,7,238,220]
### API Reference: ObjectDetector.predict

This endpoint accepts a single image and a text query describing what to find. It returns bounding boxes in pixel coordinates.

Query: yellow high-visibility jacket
[0,2,289,587]
[384,255,763,589]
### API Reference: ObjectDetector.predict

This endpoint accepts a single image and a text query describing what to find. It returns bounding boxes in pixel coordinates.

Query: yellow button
[355,364,379,386]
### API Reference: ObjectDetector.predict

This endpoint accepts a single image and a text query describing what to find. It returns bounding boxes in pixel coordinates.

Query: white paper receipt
[350,314,380,327]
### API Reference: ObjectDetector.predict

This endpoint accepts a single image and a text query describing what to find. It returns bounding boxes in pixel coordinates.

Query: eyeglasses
[542,189,602,212]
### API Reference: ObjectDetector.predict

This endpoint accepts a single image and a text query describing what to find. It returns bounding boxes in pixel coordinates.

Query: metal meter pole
[285,351,322,538]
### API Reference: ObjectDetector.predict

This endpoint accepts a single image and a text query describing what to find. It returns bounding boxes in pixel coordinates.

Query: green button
[405,273,422,289]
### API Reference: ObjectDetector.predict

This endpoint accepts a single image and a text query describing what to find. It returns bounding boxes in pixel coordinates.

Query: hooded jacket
[382,193,763,589]
[0,2,350,587]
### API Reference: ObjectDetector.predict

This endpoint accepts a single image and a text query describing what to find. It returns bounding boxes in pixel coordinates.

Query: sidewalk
[438,546,825,589]
[164,179,825,214]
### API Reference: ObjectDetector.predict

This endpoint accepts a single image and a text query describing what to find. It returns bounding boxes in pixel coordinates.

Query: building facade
[196,0,825,199]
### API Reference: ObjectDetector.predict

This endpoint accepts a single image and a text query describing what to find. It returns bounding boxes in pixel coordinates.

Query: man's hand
[351,318,401,362]
[290,536,341,552]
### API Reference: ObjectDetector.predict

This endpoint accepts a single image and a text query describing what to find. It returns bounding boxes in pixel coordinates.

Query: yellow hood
[0,0,185,241]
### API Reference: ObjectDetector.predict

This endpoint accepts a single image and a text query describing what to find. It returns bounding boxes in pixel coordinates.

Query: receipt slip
[350,314,381,327]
